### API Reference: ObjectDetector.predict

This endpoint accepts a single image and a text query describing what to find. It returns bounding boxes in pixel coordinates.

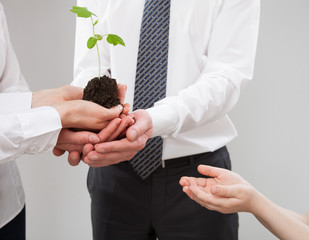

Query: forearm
[304,213,309,225]
[252,192,309,240]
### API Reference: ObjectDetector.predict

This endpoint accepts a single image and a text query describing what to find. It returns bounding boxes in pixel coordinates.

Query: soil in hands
[83,75,120,108]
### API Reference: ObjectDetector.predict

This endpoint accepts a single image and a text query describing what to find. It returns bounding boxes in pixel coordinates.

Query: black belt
[161,151,217,169]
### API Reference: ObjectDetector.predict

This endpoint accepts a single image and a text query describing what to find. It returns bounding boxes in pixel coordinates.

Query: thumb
[211,185,238,198]
[105,104,124,118]
[126,110,152,142]
[198,165,226,178]
[62,86,84,100]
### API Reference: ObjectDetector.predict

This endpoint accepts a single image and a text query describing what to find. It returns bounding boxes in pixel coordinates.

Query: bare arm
[252,192,309,240]
[179,165,309,240]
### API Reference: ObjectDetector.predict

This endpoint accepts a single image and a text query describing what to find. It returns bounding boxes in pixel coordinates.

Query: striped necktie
[130,0,170,179]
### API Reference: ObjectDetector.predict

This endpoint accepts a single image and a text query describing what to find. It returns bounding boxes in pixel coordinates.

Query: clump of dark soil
[83,75,120,108]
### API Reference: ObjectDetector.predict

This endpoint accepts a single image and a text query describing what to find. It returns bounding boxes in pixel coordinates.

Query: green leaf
[94,20,98,26]
[95,34,103,40]
[70,6,97,18]
[106,34,125,46]
[87,37,97,49]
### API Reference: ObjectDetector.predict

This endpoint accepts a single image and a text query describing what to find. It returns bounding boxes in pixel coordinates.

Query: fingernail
[117,104,123,112]
[89,135,100,143]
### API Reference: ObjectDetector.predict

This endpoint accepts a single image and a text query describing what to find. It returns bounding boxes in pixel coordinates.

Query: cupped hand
[53,100,123,130]
[31,85,83,108]
[179,165,257,214]
[67,114,135,167]
[32,85,124,130]
[83,109,153,168]
[53,128,101,164]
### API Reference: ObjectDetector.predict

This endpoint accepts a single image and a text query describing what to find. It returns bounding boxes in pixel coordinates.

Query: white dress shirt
[0,3,62,228]
[73,0,260,160]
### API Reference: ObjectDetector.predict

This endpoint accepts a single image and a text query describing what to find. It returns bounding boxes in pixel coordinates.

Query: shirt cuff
[18,106,62,153]
[146,104,179,138]
[0,92,32,114]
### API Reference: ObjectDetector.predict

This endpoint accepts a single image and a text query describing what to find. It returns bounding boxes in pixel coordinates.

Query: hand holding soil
[82,110,153,168]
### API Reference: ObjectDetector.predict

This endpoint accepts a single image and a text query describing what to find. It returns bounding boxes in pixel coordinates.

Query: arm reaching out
[32,85,124,130]
[179,165,309,240]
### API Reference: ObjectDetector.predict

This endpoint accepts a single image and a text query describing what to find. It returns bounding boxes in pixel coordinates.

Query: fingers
[210,185,239,198]
[84,150,136,167]
[95,135,147,154]
[98,116,134,142]
[107,115,135,141]
[119,103,130,118]
[180,176,208,188]
[98,118,122,142]
[182,185,194,199]
[53,147,65,156]
[197,165,228,178]
[179,177,190,187]
[117,84,127,104]
[125,110,153,142]
[189,185,237,214]
[82,143,94,160]
[57,129,100,145]
[189,186,210,203]
[68,151,82,166]
[105,104,124,119]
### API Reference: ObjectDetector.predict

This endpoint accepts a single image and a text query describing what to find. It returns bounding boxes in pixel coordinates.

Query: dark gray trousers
[0,206,25,240]
[88,146,238,240]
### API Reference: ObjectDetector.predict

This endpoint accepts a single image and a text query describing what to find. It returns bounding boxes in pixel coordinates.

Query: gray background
[2,0,309,239]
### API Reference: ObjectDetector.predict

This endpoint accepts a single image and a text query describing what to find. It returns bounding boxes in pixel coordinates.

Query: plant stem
[91,16,101,80]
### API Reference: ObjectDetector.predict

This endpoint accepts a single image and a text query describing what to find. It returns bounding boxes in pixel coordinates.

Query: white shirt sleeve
[147,0,260,137]
[0,4,62,164]
[0,105,62,164]
[0,5,28,93]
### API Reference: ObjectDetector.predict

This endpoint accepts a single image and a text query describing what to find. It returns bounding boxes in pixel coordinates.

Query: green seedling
[70,6,125,79]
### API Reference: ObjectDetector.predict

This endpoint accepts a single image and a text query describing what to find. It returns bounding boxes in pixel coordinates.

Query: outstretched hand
[179,165,257,214]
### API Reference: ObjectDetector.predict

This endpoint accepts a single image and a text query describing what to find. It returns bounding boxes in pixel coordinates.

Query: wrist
[31,92,39,108]
[52,103,70,128]
[248,189,268,216]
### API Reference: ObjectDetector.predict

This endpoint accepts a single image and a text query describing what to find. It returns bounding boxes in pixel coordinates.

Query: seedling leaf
[106,34,125,46]
[70,6,97,18]
[87,37,97,49]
